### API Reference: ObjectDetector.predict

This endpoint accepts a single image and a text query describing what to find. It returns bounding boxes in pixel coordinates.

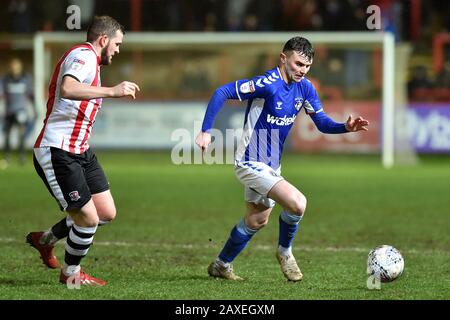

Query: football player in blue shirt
[196,37,369,281]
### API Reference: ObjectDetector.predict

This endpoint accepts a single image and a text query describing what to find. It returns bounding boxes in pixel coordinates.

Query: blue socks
[217,211,302,264]
[218,219,257,264]
[278,211,302,250]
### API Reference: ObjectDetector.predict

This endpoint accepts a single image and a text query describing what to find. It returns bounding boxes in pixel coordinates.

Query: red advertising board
[290,101,381,152]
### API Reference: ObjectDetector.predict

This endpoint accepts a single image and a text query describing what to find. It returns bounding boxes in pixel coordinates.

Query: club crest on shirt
[294,98,303,111]
[69,191,81,202]
[239,80,255,94]
[70,58,85,71]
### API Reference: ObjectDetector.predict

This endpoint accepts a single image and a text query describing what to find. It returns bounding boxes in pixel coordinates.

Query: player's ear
[280,52,287,64]
[99,34,108,47]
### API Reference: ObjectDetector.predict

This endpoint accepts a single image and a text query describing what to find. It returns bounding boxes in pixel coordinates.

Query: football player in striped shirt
[27,16,140,286]
[196,37,369,281]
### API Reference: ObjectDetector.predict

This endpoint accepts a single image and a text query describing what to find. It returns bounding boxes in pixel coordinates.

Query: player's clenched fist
[112,81,140,99]
[195,131,211,151]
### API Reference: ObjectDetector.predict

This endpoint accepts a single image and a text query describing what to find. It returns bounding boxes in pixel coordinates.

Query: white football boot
[207,261,244,281]
[276,251,303,282]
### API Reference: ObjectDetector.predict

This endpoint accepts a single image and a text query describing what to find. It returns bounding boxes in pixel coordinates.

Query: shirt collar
[85,42,101,65]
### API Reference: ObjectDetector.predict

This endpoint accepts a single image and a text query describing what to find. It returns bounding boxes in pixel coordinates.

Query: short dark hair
[282,37,314,62]
[86,16,124,42]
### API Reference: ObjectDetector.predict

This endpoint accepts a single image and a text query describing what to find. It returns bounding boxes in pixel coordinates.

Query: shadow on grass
[157,275,212,282]
[0,277,53,287]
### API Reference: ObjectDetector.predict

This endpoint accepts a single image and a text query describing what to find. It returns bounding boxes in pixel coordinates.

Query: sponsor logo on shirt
[70,58,86,71]
[73,58,85,65]
[266,114,297,126]
[239,80,255,94]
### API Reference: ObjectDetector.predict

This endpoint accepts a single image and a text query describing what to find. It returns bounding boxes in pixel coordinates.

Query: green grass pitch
[0,152,449,299]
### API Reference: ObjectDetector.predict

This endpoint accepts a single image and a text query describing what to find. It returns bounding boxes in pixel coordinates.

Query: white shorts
[234,161,284,208]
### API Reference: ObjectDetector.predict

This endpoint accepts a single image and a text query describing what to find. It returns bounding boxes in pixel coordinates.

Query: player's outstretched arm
[310,112,369,134]
[196,83,238,151]
[344,114,370,132]
[197,78,265,151]
[60,76,140,100]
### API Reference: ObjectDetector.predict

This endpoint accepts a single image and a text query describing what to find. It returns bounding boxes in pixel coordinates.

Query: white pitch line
[3,237,449,255]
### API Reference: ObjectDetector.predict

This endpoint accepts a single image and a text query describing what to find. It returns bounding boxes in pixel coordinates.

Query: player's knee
[246,221,267,230]
[110,207,117,221]
[289,193,307,217]
[103,207,117,222]
[246,216,269,230]
[255,219,269,230]
[97,204,117,223]
[77,213,99,228]
[68,204,99,227]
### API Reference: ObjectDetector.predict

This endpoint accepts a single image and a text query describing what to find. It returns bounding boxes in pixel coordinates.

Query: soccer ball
[367,245,404,282]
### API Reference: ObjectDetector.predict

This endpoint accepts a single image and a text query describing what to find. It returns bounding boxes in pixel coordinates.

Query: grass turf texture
[0,152,449,299]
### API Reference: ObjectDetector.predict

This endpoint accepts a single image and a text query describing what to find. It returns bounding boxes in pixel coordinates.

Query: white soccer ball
[367,245,404,282]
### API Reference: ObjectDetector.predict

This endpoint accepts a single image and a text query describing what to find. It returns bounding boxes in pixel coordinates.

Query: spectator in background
[40,0,65,31]
[189,0,226,31]
[242,0,279,31]
[435,61,450,88]
[321,56,345,88]
[40,0,67,31]
[7,0,32,33]
[225,0,251,31]
[407,65,434,99]
[280,0,320,31]
[0,57,36,166]
[204,12,218,31]
[318,0,357,31]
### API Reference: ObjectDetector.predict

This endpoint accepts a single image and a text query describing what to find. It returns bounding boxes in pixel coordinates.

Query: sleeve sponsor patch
[239,80,255,94]
[303,100,316,114]
[70,58,86,71]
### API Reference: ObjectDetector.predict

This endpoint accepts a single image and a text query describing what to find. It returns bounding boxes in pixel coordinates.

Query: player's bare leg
[268,180,306,281]
[244,202,272,231]
[59,199,106,286]
[27,191,116,271]
[92,190,117,225]
[208,202,272,281]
